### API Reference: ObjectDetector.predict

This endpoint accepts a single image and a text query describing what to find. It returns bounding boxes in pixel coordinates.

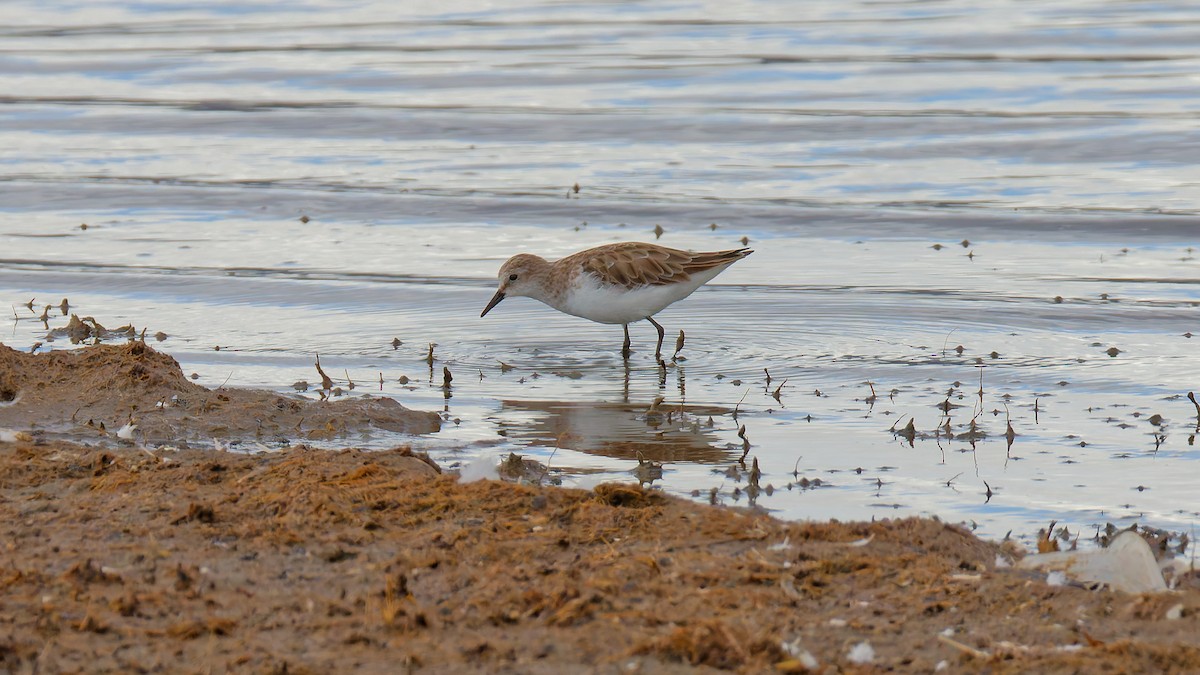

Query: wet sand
[0,338,441,444]
[3,342,1200,673]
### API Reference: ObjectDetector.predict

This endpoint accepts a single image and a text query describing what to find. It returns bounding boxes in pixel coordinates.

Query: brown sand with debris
[0,341,440,444]
[3,344,1200,673]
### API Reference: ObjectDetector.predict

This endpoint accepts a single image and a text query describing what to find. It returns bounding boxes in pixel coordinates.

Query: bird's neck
[527,257,569,307]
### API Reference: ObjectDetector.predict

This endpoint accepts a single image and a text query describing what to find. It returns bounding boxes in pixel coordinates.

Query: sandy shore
[3,342,1200,673]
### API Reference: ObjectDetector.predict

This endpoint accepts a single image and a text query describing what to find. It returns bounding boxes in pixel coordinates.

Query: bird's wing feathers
[574,243,750,289]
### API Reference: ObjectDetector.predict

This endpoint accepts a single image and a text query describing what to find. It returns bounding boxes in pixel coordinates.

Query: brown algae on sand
[0,341,440,444]
[2,440,1200,672]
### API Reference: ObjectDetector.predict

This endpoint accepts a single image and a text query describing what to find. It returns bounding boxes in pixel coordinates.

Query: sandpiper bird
[481,242,752,360]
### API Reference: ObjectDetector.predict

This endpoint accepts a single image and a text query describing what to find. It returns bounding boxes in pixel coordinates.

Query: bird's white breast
[553,268,723,325]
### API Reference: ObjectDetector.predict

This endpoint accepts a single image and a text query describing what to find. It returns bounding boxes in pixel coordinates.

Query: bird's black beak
[481,289,505,317]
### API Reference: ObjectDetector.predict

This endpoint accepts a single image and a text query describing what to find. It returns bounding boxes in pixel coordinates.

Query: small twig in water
[646,396,665,415]
[900,418,917,446]
[732,389,749,421]
[314,354,334,390]
[1005,413,1016,447]
[538,433,567,486]
[737,425,750,462]
[940,328,959,356]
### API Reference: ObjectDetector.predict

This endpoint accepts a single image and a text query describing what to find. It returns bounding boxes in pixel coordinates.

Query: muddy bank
[0,340,440,444]
[2,440,1200,673]
[3,341,1200,673]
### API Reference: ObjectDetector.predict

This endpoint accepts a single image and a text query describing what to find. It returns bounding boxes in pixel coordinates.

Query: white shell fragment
[1017,531,1167,593]
[458,453,502,483]
[0,428,31,442]
[847,641,875,664]
[780,638,819,669]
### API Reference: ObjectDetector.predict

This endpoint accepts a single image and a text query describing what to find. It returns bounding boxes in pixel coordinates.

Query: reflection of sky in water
[2,0,1200,552]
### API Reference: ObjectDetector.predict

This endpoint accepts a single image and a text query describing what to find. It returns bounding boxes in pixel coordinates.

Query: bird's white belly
[554,272,717,325]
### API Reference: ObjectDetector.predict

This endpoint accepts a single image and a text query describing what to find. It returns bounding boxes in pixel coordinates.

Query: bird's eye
[508,273,518,281]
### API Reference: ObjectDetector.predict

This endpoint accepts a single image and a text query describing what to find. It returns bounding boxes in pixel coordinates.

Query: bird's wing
[573,243,751,289]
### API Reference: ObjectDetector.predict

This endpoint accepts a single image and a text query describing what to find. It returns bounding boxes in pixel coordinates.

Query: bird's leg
[622,324,632,359]
[647,316,666,362]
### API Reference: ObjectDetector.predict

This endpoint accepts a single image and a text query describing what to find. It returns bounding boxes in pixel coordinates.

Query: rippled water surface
[4,0,1200,550]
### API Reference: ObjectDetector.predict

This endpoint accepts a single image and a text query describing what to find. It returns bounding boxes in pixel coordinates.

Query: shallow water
[3,0,1200,551]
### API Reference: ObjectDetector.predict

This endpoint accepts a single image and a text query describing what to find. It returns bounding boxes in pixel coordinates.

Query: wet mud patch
[0,341,440,444]
[2,440,1200,672]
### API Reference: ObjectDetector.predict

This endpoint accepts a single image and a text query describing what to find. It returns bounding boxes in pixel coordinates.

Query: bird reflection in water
[496,398,736,466]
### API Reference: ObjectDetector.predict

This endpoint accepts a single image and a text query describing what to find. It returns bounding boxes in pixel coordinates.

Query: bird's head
[481,253,547,317]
